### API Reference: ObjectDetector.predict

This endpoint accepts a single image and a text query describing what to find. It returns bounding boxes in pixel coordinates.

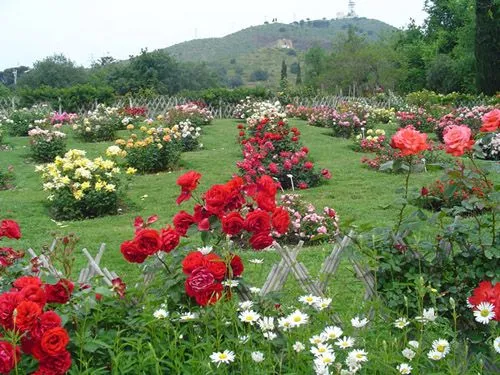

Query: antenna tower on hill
[347,0,357,18]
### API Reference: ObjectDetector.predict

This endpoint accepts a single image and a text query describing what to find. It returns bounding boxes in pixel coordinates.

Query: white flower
[310,334,327,345]
[153,309,169,319]
[287,310,309,327]
[179,312,198,321]
[293,341,305,352]
[315,352,336,366]
[494,337,500,354]
[427,350,444,361]
[239,310,260,325]
[258,317,275,332]
[415,308,437,324]
[323,326,343,340]
[347,349,368,363]
[210,350,235,367]
[473,302,496,324]
[249,258,264,264]
[351,316,369,328]
[198,245,213,255]
[408,341,419,349]
[251,351,264,363]
[402,348,415,360]
[311,343,334,357]
[238,335,249,344]
[222,279,239,288]
[314,298,332,311]
[238,301,254,310]
[394,317,410,329]
[299,295,320,306]
[249,287,261,294]
[432,339,450,355]
[263,331,277,340]
[278,317,293,331]
[397,363,412,374]
[335,336,355,349]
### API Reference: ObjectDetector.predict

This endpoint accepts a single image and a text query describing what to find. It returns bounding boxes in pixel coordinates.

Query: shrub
[178,119,202,151]
[72,104,120,142]
[114,122,182,173]
[36,149,124,220]
[396,108,436,133]
[49,111,78,127]
[165,103,213,126]
[353,129,387,153]
[435,106,494,142]
[475,132,500,161]
[28,127,67,162]
[249,69,269,82]
[6,105,52,136]
[0,165,14,190]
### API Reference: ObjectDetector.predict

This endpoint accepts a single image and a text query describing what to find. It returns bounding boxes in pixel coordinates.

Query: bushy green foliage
[181,87,274,105]
[0,165,14,190]
[6,105,51,136]
[28,128,67,162]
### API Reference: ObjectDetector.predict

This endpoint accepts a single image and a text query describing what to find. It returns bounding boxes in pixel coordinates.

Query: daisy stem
[396,156,412,233]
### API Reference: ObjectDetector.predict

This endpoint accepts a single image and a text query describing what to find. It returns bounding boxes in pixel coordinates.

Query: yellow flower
[140,126,147,132]
[157,143,163,149]
[61,176,71,185]
[126,124,134,130]
[81,181,91,190]
[95,181,105,191]
[104,184,116,192]
[157,115,164,120]
[126,167,137,175]
[73,190,84,200]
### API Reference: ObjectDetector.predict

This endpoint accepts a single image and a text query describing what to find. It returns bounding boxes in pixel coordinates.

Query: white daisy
[415,308,437,324]
[397,363,412,374]
[347,349,368,363]
[335,336,355,349]
[210,350,235,367]
[249,258,264,264]
[153,308,169,319]
[310,334,327,345]
[408,341,419,349]
[251,351,264,363]
[351,316,369,328]
[293,341,305,352]
[315,352,336,366]
[222,279,239,288]
[313,362,329,375]
[287,310,309,327]
[258,316,275,332]
[263,331,277,340]
[278,317,293,331]
[427,350,444,360]
[311,343,334,357]
[238,301,254,311]
[394,317,410,329]
[299,295,320,306]
[198,246,213,255]
[494,337,500,354]
[239,310,261,325]
[314,298,332,311]
[323,326,343,340]
[238,335,249,344]
[249,287,261,294]
[432,339,450,355]
[402,348,415,360]
[473,302,496,324]
[179,312,198,321]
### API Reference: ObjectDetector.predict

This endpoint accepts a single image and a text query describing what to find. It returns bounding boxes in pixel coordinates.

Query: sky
[0,0,428,70]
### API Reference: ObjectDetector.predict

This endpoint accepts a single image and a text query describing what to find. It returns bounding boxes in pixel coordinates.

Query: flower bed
[353,129,387,153]
[396,108,436,133]
[28,127,67,162]
[72,105,120,142]
[166,102,213,126]
[4,105,52,136]
[434,106,495,142]
[49,112,78,128]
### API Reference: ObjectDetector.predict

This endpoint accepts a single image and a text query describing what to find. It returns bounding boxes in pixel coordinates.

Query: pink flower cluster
[435,106,495,142]
[50,112,78,127]
[396,108,436,133]
[285,105,316,120]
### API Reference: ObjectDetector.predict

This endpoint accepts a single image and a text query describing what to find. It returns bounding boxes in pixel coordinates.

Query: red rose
[21,285,47,307]
[134,229,161,256]
[14,301,41,331]
[203,253,227,281]
[390,126,428,156]
[31,311,62,340]
[112,278,126,299]
[44,279,74,304]
[0,247,24,267]
[13,276,42,290]
[222,212,244,236]
[480,109,500,132]
[321,169,332,179]
[120,240,148,264]
[256,175,278,197]
[194,283,223,306]
[160,227,180,253]
[304,161,314,169]
[176,171,202,204]
[204,184,230,215]
[39,327,69,356]
[173,211,194,236]
[182,252,204,274]
[255,192,276,212]
[0,292,21,329]
[443,125,474,156]
[298,182,309,190]
[249,232,274,250]
[421,187,429,196]
[185,267,216,297]
[36,350,71,375]
[245,210,271,233]
[268,163,279,174]
[230,255,244,277]
[272,207,290,235]
[0,341,20,375]
[0,220,21,240]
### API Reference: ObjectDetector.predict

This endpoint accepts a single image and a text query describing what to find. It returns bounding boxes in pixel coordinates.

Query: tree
[280,59,287,81]
[475,0,500,94]
[296,63,302,85]
[250,70,269,81]
[18,55,87,88]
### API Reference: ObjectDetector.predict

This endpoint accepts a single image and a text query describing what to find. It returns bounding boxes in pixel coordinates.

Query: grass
[0,119,493,315]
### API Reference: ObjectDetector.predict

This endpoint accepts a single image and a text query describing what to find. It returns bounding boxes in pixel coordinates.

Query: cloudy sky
[0,0,427,70]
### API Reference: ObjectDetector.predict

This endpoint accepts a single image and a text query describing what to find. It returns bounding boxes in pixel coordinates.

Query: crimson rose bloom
[221,212,245,236]
[31,311,62,340]
[120,240,148,264]
[44,279,74,304]
[14,301,42,331]
[249,232,274,250]
[390,126,428,156]
[134,229,161,256]
[160,227,180,253]
[173,211,195,236]
[230,255,244,277]
[185,267,216,297]
[194,283,223,306]
[245,210,271,233]
[0,220,21,240]
[40,327,69,356]
[0,292,22,329]
[36,350,71,375]
[13,276,42,290]
[272,207,290,235]
[203,253,227,281]
[443,125,474,156]
[176,171,202,204]
[204,184,230,215]
[182,252,204,274]
[480,109,500,132]
[0,341,20,374]
[21,285,47,307]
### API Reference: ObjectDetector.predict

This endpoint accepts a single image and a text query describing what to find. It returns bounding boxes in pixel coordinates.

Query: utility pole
[13,69,17,86]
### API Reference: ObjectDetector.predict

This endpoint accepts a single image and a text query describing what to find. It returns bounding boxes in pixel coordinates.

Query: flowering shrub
[476,132,500,160]
[118,107,148,129]
[233,98,285,121]
[72,104,120,142]
[5,105,52,136]
[49,112,78,128]
[396,108,436,133]
[366,106,396,125]
[278,194,339,243]
[237,117,330,189]
[0,165,14,190]
[353,129,387,152]
[178,119,202,151]
[284,104,314,120]
[166,103,213,126]
[331,109,368,139]
[28,127,67,162]
[306,106,338,128]
[434,106,495,142]
[36,149,124,220]
[114,121,182,173]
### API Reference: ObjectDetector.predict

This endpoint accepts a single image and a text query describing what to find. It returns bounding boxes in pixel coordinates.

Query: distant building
[276,39,293,49]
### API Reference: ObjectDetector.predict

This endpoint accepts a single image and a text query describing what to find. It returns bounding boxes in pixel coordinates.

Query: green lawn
[0,119,487,314]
